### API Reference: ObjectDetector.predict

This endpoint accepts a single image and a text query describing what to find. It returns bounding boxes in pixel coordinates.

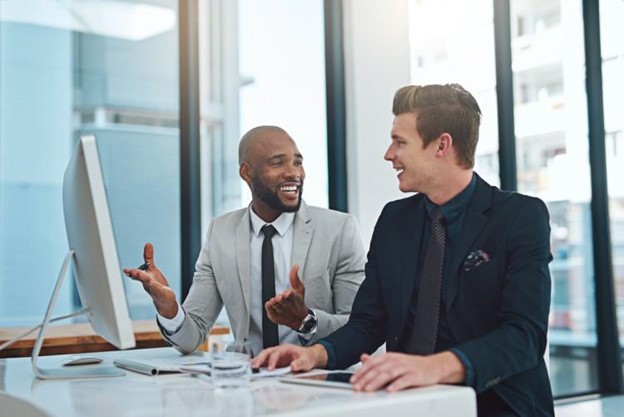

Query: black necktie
[407,206,446,355]
[261,224,279,348]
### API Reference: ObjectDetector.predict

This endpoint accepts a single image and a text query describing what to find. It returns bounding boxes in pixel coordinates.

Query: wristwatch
[297,308,318,335]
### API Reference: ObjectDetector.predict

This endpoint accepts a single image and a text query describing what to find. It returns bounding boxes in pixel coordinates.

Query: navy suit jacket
[323,175,554,416]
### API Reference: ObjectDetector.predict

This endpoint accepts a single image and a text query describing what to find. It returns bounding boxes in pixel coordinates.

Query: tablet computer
[279,371,355,390]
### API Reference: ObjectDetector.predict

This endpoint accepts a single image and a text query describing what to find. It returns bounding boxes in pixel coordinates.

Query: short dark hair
[392,83,481,169]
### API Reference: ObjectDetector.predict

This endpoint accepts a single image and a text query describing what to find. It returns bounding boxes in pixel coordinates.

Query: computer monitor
[31,135,136,379]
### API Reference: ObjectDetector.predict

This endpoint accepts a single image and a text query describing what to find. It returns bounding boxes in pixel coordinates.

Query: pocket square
[463,250,490,271]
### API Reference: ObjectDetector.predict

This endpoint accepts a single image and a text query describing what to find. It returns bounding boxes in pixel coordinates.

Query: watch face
[300,318,315,333]
[299,311,317,333]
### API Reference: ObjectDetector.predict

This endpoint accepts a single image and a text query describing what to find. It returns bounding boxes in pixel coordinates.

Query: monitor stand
[31,250,125,379]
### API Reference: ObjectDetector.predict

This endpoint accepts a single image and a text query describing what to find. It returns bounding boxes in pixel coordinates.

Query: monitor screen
[31,135,135,379]
[63,135,136,350]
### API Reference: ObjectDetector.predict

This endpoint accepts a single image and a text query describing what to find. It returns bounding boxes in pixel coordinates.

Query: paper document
[180,363,291,379]
[253,366,292,379]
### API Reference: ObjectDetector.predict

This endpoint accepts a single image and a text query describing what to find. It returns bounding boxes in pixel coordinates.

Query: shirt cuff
[315,340,336,370]
[449,348,475,387]
[157,303,185,335]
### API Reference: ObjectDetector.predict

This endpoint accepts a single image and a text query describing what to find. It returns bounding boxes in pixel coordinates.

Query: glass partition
[0,0,180,324]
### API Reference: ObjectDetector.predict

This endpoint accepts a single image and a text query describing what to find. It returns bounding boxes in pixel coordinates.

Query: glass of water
[211,340,252,389]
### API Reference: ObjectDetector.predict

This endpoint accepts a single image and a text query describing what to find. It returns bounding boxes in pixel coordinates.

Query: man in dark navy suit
[253,84,554,417]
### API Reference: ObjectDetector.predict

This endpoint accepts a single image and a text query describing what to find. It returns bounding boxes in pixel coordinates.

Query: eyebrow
[267,153,304,161]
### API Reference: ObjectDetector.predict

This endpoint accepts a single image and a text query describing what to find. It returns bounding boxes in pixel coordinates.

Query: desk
[0,322,230,358]
[0,348,476,417]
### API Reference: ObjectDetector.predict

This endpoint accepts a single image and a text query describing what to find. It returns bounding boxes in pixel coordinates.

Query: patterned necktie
[261,224,279,348]
[407,206,446,355]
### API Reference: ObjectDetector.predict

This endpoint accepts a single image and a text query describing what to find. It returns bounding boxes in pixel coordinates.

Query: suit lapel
[400,197,427,325]
[235,210,252,318]
[291,201,313,278]
[446,176,492,309]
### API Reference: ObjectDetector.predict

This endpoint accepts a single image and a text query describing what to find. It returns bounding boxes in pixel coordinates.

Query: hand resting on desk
[252,343,328,372]
[252,344,466,393]
[349,351,466,392]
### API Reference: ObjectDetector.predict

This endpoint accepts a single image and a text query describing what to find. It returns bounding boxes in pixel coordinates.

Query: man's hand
[251,343,328,372]
[265,265,308,330]
[123,242,178,318]
[350,351,466,392]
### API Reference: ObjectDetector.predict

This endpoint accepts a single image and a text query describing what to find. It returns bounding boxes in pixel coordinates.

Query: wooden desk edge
[0,321,230,358]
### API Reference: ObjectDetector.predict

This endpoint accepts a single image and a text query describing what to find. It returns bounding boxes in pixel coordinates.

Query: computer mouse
[61,355,104,366]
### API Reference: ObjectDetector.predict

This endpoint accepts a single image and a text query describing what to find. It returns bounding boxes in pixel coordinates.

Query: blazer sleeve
[454,196,552,393]
[159,221,224,354]
[306,214,366,343]
[319,209,390,368]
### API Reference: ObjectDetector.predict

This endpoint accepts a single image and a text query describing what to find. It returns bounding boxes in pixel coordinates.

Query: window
[1,0,330,338]
[601,0,624,376]
[511,0,598,396]
[0,0,180,326]
[196,0,329,327]
[238,0,328,208]
[407,0,499,186]
[513,0,561,37]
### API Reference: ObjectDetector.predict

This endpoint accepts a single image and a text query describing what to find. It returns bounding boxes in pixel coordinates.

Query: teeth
[279,185,298,193]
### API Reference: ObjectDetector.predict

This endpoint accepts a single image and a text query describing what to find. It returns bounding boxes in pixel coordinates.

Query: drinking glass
[211,341,252,389]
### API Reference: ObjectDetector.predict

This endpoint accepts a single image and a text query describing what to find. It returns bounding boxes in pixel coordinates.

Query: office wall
[343,0,411,245]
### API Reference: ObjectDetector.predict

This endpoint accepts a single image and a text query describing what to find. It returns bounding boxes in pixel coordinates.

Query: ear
[239,162,253,184]
[436,133,453,157]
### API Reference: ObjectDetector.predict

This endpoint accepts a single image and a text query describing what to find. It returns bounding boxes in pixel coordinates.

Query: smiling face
[240,129,305,222]
[384,112,439,194]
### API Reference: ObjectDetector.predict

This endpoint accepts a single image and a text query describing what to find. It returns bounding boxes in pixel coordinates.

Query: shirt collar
[249,206,295,237]
[425,172,477,222]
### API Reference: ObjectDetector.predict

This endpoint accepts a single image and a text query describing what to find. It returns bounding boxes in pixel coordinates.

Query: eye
[294,159,303,166]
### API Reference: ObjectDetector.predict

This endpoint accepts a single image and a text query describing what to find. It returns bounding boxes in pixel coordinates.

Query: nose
[384,145,394,161]
[285,163,302,180]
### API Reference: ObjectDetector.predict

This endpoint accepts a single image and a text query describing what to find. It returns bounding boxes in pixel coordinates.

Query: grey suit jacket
[161,201,366,353]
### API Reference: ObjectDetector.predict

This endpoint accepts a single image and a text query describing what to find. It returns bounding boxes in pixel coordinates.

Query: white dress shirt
[158,207,306,356]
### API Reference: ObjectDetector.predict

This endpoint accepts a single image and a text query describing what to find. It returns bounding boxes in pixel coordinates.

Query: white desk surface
[0,347,476,417]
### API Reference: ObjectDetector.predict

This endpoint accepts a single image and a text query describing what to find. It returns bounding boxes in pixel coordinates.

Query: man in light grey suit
[124,126,366,356]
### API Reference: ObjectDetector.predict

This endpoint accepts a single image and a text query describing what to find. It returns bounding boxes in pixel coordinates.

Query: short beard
[252,176,302,213]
